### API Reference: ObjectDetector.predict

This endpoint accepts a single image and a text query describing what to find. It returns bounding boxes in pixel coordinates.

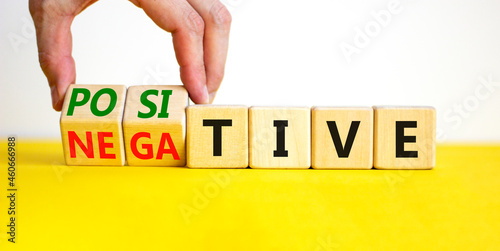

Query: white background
[1,0,500,141]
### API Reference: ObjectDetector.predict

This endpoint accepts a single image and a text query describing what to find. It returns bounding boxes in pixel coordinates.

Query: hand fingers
[186,0,232,103]
[134,0,209,104]
[29,0,96,111]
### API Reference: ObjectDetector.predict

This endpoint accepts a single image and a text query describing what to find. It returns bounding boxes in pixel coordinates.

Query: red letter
[68,131,94,158]
[98,132,115,159]
[157,133,179,160]
[131,132,154,160]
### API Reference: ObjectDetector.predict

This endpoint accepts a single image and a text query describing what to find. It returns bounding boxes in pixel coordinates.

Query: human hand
[29,0,231,111]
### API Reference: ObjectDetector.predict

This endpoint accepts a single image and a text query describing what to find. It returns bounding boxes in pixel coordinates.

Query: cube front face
[374,107,436,169]
[60,85,127,166]
[312,107,373,169]
[249,107,310,169]
[123,85,188,166]
[186,105,248,168]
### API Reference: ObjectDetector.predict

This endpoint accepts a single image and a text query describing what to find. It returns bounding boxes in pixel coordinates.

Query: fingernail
[209,91,217,104]
[202,85,210,104]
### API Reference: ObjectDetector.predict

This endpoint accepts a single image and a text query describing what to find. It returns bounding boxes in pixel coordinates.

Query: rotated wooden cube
[374,106,436,169]
[249,107,310,169]
[312,107,373,169]
[186,105,248,168]
[60,84,127,166]
[123,85,188,166]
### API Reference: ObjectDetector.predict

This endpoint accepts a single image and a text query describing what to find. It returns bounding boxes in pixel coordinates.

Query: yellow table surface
[0,140,499,250]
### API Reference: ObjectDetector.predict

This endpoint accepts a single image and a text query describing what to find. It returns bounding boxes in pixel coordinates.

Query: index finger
[187,0,232,102]
[132,0,209,104]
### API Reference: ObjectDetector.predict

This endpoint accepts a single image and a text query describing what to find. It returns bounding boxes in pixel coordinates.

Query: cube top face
[187,104,247,109]
[122,85,188,166]
[123,85,188,125]
[249,107,310,169]
[186,105,248,168]
[60,85,127,166]
[60,85,127,123]
[186,105,248,116]
[313,106,373,111]
[374,106,436,169]
[311,107,373,169]
[373,105,435,110]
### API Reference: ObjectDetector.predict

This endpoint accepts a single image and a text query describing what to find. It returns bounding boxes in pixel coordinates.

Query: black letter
[326,121,360,158]
[273,120,288,157]
[395,121,418,158]
[203,120,232,156]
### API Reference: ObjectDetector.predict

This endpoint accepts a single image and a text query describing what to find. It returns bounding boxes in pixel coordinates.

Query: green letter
[67,88,91,116]
[138,89,159,119]
[90,88,117,117]
[158,90,172,118]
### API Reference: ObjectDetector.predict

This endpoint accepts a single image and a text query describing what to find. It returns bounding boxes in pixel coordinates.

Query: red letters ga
[130,132,180,160]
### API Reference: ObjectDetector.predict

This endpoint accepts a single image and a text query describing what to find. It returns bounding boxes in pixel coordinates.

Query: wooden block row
[60,85,436,169]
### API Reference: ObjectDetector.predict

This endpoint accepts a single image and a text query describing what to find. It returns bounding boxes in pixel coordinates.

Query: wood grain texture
[60,84,127,166]
[186,105,248,168]
[312,107,373,169]
[373,106,436,169]
[249,107,310,169]
[123,85,188,166]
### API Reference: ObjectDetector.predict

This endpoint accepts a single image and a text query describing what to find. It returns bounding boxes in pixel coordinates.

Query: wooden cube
[249,107,310,169]
[311,107,373,169]
[60,84,127,166]
[374,106,436,169]
[186,105,248,168]
[123,85,188,166]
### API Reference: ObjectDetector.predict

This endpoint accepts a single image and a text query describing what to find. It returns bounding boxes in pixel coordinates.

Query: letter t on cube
[186,105,248,168]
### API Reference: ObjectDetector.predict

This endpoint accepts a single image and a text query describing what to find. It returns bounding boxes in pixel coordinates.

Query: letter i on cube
[249,107,310,169]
